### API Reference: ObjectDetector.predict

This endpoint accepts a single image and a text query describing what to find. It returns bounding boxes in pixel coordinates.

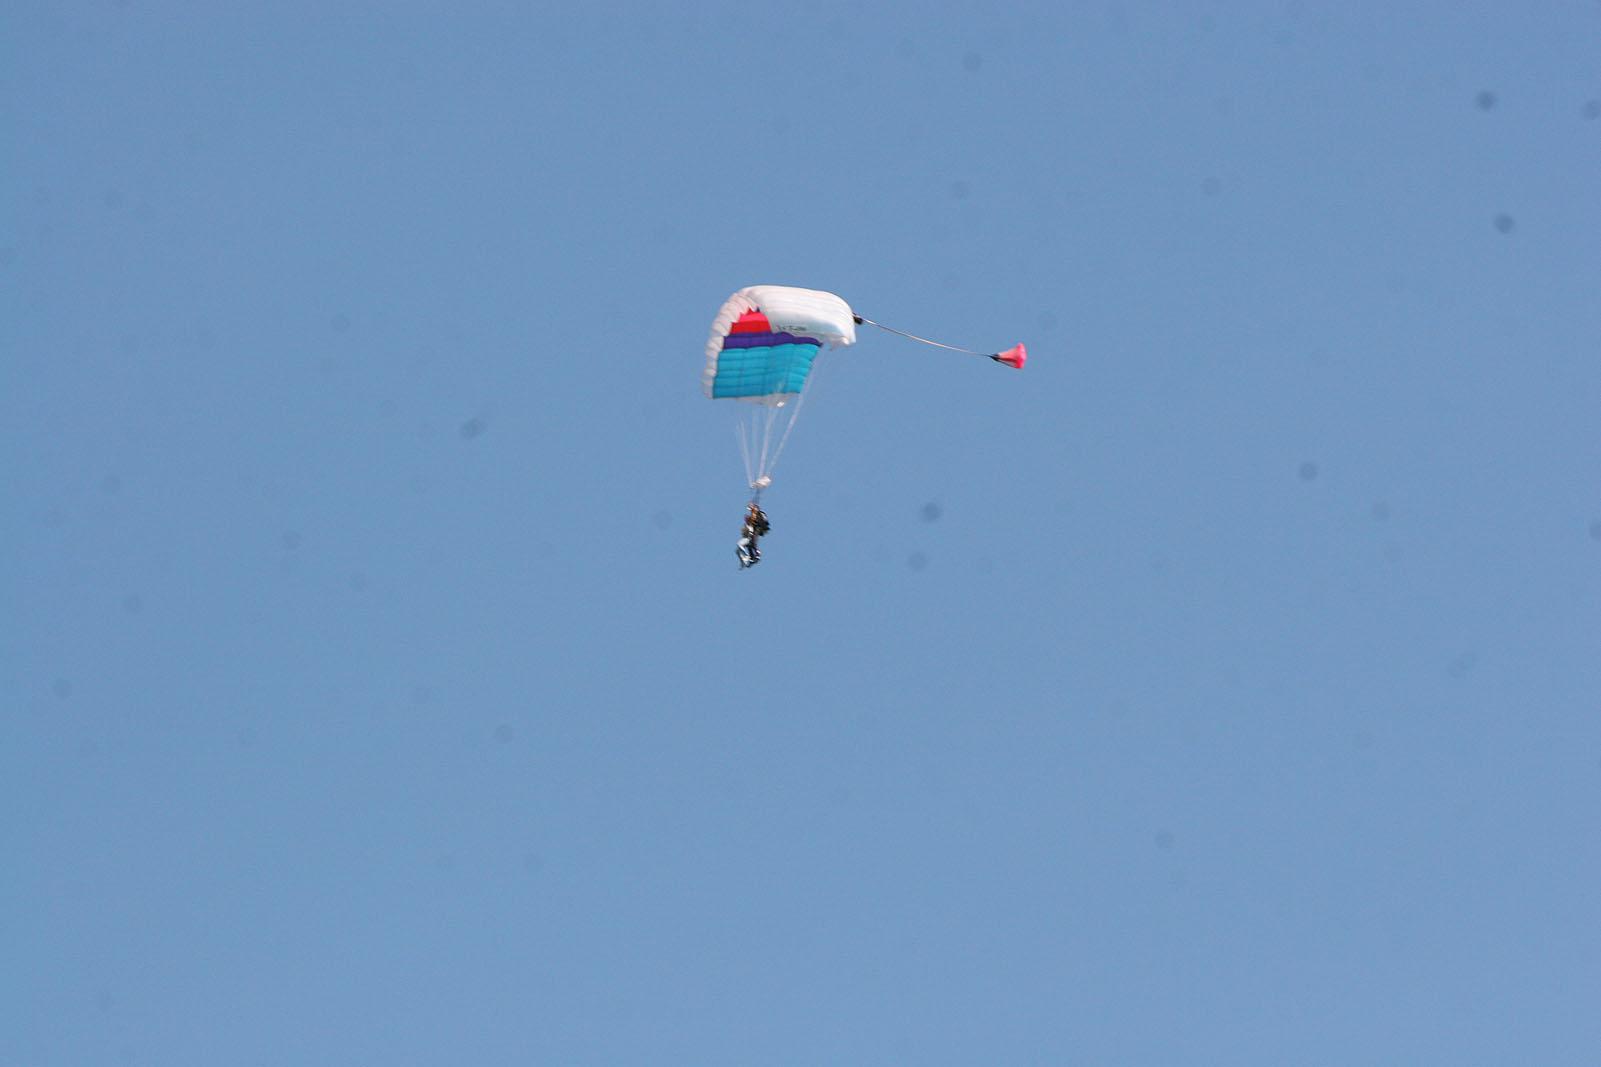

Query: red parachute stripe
[729,310,771,334]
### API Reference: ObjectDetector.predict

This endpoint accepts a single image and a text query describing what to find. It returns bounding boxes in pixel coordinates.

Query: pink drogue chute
[991,344,1026,370]
[986,344,1024,370]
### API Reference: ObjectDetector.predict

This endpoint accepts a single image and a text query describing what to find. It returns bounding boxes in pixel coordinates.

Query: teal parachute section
[709,341,820,400]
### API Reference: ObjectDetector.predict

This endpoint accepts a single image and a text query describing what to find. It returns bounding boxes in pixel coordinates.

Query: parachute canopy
[703,286,856,405]
[703,285,855,495]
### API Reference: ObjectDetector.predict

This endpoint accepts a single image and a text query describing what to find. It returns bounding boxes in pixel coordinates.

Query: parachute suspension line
[736,419,756,491]
[760,398,782,480]
[736,348,823,496]
[750,402,777,490]
[853,315,987,357]
[734,396,782,492]
[769,354,818,484]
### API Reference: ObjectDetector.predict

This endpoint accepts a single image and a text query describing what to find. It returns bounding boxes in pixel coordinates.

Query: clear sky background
[5,3,1600,1063]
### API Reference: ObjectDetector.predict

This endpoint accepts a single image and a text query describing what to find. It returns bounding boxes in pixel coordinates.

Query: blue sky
[5,3,1600,1063]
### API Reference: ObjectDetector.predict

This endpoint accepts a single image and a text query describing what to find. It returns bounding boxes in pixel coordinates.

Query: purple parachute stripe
[720,331,822,351]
